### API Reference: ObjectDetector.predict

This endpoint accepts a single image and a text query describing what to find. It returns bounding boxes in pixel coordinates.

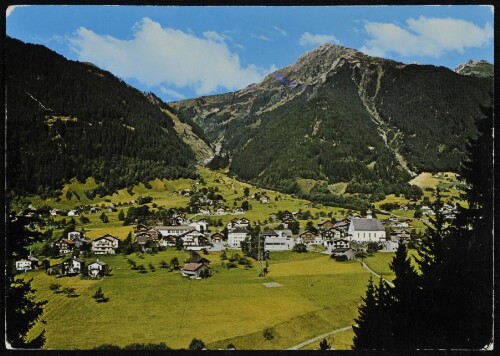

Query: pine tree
[352,276,378,350]
[388,242,420,348]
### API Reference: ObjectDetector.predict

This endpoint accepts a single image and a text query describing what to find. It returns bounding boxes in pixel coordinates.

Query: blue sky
[7,5,494,102]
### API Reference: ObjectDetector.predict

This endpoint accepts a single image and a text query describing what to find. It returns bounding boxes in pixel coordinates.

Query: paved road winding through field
[287,325,354,350]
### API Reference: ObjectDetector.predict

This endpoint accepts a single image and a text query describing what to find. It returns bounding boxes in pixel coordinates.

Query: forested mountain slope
[172,44,492,196]
[6,37,208,197]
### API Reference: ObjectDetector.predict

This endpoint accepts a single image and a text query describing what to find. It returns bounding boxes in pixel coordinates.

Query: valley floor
[22,250,398,350]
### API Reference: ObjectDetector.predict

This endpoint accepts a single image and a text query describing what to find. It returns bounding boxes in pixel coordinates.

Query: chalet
[185,255,211,265]
[348,211,386,243]
[215,207,227,215]
[108,206,117,213]
[189,220,208,233]
[46,264,62,275]
[158,234,177,247]
[381,240,399,252]
[331,248,356,261]
[135,233,158,248]
[268,213,278,220]
[263,230,295,251]
[62,257,85,275]
[182,230,207,248]
[325,238,350,252]
[210,232,225,243]
[299,231,320,244]
[394,221,409,228]
[283,218,297,228]
[92,234,120,255]
[67,230,84,240]
[55,238,77,254]
[15,259,33,271]
[87,260,109,278]
[232,208,245,214]
[154,226,196,237]
[227,218,250,229]
[50,209,61,216]
[134,224,150,234]
[321,227,342,240]
[259,196,270,203]
[89,207,100,213]
[227,227,249,248]
[198,208,211,215]
[281,210,293,221]
[391,229,411,241]
[67,210,79,217]
[318,220,335,230]
[180,263,210,279]
[181,256,211,278]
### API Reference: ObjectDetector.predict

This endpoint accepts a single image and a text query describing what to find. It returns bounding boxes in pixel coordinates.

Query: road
[287,325,354,350]
[357,259,395,288]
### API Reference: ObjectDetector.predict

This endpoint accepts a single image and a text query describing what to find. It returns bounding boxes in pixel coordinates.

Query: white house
[263,230,295,251]
[15,259,33,271]
[347,211,386,242]
[227,227,249,248]
[67,231,83,240]
[189,220,208,233]
[181,230,208,248]
[67,210,79,217]
[154,226,196,237]
[92,234,120,255]
[381,240,399,252]
[87,260,108,278]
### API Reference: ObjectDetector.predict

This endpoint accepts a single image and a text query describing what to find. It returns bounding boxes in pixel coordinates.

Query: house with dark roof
[210,232,225,243]
[62,257,85,275]
[347,211,386,242]
[55,238,77,254]
[87,260,109,278]
[181,263,210,279]
[299,230,319,244]
[331,248,356,261]
[92,234,120,254]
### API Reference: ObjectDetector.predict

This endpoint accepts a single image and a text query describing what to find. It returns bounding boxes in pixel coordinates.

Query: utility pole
[257,234,264,277]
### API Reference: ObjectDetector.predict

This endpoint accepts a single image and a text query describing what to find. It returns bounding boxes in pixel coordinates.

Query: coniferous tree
[352,276,378,350]
[388,242,420,348]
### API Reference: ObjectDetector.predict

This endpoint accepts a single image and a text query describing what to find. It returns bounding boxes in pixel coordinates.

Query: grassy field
[21,250,386,350]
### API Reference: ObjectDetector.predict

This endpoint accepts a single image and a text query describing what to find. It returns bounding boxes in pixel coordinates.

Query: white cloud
[68,18,272,95]
[160,86,185,100]
[360,16,493,58]
[299,32,340,46]
[274,26,288,37]
[6,5,29,17]
[252,34,272,42]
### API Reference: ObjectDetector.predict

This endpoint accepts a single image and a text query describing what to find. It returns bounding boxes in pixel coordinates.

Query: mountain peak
[455,60,493,78]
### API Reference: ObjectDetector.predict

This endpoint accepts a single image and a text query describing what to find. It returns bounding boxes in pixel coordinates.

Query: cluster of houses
[16,255,109,279]
[16,205,417,278]
[53,231,121,255]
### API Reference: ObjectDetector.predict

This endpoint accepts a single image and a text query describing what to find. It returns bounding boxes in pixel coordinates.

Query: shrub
[263,328,274,340]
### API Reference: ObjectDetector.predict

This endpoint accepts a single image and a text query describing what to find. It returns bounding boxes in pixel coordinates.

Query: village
[15,199,454,279]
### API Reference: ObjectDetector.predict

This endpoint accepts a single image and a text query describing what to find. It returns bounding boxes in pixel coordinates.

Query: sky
[6,5,494,102]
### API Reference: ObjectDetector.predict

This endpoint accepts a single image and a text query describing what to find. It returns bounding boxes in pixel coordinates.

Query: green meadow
[21,250,397,350]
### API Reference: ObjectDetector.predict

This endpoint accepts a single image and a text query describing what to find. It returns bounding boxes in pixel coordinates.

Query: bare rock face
[455,60,493,78]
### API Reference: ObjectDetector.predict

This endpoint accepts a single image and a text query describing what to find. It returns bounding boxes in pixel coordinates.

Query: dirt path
[287,325,354,350]
[357,260,395,288]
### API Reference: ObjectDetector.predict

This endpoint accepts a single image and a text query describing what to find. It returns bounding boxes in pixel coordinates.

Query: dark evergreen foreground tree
[353,103,494,350]
[5,215,47,348]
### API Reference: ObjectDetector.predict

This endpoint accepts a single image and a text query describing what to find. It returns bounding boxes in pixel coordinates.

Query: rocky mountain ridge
[172,44,492,197]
